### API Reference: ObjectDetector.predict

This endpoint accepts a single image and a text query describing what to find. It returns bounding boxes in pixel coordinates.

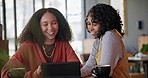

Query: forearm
[81,39,99,77]
[1,56,24,78]
[81,53,96,77]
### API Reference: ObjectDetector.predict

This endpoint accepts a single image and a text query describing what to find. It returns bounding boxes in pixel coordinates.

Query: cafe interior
[0,0,148,78]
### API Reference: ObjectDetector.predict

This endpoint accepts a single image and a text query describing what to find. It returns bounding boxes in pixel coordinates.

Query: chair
[80,38,95,64]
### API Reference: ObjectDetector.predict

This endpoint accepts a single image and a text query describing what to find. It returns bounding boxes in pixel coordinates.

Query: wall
[123,0,148,54]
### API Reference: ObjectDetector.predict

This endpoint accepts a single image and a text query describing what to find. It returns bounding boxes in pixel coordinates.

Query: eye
[52,20,58,25]
[86,21,91,26]
[42,22,48,26]
[93,23,98,26]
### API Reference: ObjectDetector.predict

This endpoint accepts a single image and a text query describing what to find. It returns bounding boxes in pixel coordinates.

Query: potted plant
[140,44,148,55]
[0,49,9,78]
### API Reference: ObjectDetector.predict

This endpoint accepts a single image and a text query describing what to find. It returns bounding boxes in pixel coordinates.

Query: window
[0,0,2,24]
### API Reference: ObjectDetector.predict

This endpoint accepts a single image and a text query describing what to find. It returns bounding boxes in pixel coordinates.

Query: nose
[47,24,53,30]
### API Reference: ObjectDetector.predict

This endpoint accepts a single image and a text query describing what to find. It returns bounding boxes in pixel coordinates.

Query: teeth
[46,29,54,35]
[46,31,54,35]
[91,33,94,35]
[49,32,54,35]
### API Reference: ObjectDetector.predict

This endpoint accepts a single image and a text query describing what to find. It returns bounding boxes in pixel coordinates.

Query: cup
[91,65,111,78]
[8,68,25,78]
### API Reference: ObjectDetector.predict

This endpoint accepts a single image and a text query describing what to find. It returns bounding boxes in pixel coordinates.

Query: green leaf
[140,44,148,53]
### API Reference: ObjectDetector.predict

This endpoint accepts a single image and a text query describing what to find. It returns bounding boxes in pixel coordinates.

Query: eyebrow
[41,19,57,23]
[91,19,99,23]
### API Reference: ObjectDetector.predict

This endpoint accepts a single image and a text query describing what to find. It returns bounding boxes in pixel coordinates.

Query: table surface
[128,57,148,78]
[128,57,148,61]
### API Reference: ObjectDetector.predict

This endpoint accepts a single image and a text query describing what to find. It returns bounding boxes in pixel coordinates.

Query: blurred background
[0,0,148,65]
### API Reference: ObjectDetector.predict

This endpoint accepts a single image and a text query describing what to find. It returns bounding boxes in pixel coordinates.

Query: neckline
[42,43,56,58]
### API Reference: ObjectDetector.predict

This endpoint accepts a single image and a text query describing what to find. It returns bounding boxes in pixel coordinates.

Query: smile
[46,31,55,35]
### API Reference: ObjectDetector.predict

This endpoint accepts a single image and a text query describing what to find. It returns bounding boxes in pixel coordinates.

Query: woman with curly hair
[81,3,131,78]
[1,8,81,78]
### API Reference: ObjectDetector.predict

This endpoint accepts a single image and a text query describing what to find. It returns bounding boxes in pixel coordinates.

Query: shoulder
[14,41,36,59]
[55,41,73,51]
[103,30,116,38]
[102,30,118,42]
[103,29,122,39]
[20,41,35,47]
[101,30,123,48]
[55,41,71,48]
[18,41,37,51]
[56,40,70,45]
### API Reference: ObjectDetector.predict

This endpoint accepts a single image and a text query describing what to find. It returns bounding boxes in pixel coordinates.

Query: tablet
[41,62,81,78]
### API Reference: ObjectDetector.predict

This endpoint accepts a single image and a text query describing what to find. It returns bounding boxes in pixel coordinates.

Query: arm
[1,42,42,78]
[100,31,123,74]
[81,39,99,77]
[1,55,24,78]
[1,56,41,78]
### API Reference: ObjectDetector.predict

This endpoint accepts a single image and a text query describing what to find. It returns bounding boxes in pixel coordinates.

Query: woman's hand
[36,66,42,75]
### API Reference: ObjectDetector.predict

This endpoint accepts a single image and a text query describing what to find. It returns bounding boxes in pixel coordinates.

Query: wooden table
[128,57,148,78]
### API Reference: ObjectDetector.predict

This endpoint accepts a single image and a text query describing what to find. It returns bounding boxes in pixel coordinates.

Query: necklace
[42,43,55,58]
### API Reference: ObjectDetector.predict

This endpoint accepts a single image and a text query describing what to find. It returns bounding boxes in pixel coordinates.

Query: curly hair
[18,8,72,45]
[85,3,124,38]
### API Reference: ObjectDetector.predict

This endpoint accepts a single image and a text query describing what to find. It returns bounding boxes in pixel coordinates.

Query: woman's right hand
[36,66,42,75]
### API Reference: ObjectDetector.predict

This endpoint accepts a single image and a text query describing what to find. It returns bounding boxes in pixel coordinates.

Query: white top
[81,30,123,77]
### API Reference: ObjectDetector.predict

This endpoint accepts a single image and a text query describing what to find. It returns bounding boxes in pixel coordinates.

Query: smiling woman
[1,0,83,58]
[80,3,131,78]
[1,8,82,78]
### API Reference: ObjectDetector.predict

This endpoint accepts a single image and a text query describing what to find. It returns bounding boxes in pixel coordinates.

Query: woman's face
[40,12,59,43]
[86,15,101,39]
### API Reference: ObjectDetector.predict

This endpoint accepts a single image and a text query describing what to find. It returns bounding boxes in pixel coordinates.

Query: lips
[91,33,96,36]
[47,32,54,35]
[46,30,55,35]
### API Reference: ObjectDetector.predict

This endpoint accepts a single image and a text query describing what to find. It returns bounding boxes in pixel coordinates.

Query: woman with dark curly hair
[1,8,81,78]
[81,3,131,78]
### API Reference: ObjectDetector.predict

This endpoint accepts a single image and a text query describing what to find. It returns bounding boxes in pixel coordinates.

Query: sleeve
[1,43,41,78]
[100,31,123,74]
[1,55,24,78]
[81,39,99,77]
[66,42,81,62]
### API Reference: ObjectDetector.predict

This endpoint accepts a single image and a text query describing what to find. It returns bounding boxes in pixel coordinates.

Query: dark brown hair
[85,3,124,38]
